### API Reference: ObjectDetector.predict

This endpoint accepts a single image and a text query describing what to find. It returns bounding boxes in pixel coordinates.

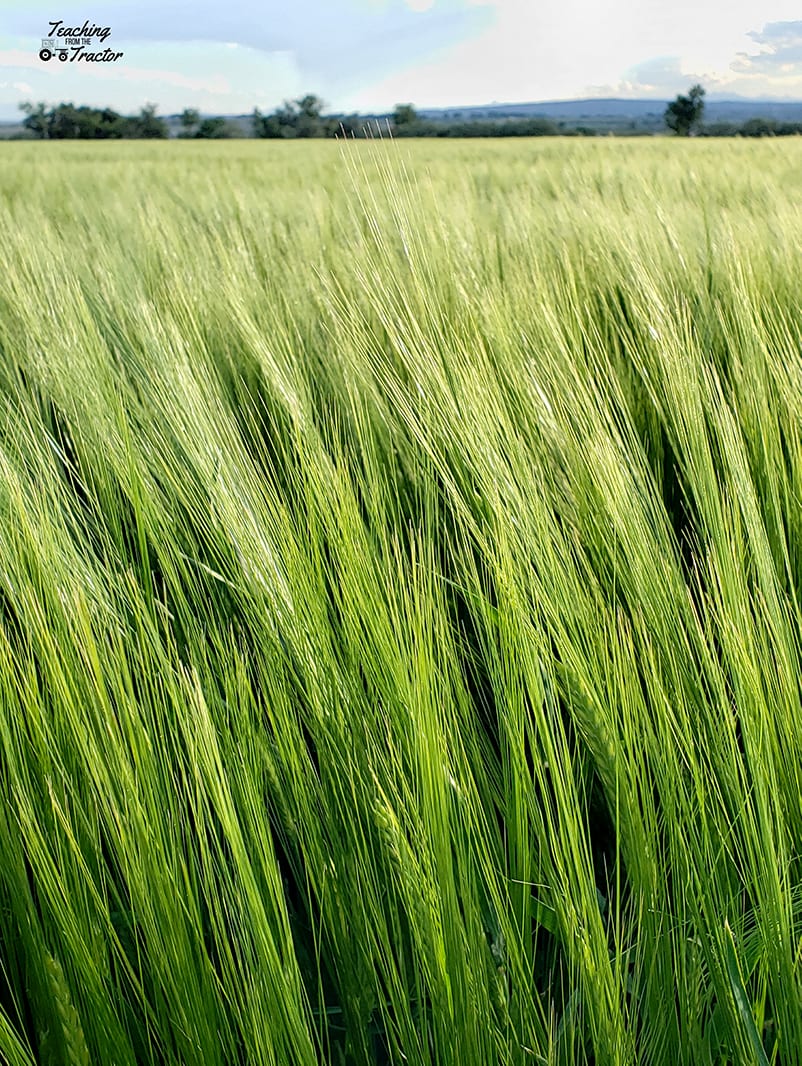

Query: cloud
[6,0,802,116]
[0,49,229,94]
[0,37,311,119]
[0,78,33,93]
[625,57,690,90]
[100,67,231,95]
[2,0,494,91]
[587,57,706,98]
[0,49,41,71]
[733,21,802,77]
[587,33,802,102]
[747,21,802,46]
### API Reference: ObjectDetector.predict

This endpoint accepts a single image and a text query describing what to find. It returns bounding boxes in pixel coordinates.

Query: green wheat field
[1,138,802,1064]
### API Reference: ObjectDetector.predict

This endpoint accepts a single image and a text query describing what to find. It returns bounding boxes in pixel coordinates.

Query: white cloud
[0,50,230,94]
[732,20,802,77]
[112,67,231,94]
[0,49,38,71]
[0,39,305,119]
[589,57,708,98]
[6,0,802,117]
[345,1,802,109]
[748,20,802,45]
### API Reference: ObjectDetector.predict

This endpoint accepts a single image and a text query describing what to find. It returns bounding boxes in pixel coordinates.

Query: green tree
[34,103,125,139]
[740,117,777,137]
[296,94,323,119]
[130,103,168,139]
[18,101,50,139]
[294,94,325,138]
[253,95,328,138]
[337,113,367,138]
[179,108,200,136]
[392,103,418,128]
[252,107,279,138]
[664,84,705,137]
[195,117,232,139]
[19,100,169,139]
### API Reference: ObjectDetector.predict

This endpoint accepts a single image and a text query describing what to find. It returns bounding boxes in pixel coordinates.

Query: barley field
[1,138,802,1064]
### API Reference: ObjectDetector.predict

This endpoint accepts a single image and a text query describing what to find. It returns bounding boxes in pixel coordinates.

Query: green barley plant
[0,136,802,1063]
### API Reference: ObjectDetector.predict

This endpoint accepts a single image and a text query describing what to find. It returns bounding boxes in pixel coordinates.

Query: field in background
[1,138,802,1064]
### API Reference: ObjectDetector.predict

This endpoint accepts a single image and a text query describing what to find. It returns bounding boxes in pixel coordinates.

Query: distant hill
[409,98,802,133]
[417,98,802,121]
[4,98,802,138]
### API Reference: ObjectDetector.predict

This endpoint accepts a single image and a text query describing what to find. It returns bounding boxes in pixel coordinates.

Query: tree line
[662,85,802,137]
[19,101,169,139]
[253,98,588,138]
[16,90,802,140]
[16,97,574,140]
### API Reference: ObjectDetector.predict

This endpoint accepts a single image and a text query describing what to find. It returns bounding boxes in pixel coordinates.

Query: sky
[2,0,802,119]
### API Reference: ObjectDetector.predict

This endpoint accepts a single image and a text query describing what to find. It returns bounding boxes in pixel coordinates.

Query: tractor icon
[39,39,69,61]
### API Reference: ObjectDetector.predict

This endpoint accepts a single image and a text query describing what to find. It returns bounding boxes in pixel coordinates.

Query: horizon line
[3,92,802,122]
